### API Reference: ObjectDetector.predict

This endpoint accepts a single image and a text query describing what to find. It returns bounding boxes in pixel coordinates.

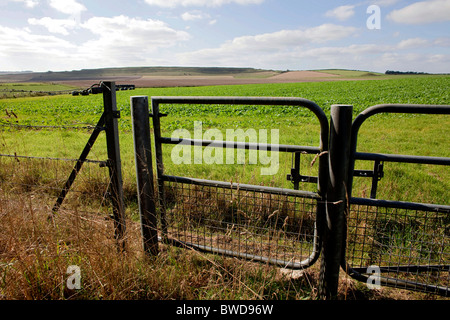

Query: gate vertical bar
[151,99,168,239]
[102,81,126,246]
[319,104,353,299]
[131,96,159,255]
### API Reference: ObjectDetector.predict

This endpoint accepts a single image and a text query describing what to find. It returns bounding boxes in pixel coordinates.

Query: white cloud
[0,15,191,71]
[434,37,450,47]
[229,24,357,50]
[10,0,40,8]
[228,24,357,50]
[177,29,449,73]
[325,5,355,21]
[397,37,429,49]
[48,0,86,15]
[28,17,77,35]
[79,15,190,65]
[81,15,190,44]
[387,0,450,24]
[0,25,75,53]
[144,0,264,8]
[181,10,211,21]
[0,25,76,70]
[178,24,358,66]
[296,45,449,73]
[372,0,401,7]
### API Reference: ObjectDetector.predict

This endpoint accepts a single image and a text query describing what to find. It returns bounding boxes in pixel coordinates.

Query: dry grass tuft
[0,189,323,300]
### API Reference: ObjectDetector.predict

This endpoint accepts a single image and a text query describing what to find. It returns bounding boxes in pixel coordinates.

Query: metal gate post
[319,105,353,299]
[131,96,159,255]
[102,81,126,247]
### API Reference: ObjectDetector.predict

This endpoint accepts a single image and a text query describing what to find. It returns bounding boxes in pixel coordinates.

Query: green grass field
[0,75,449,300]
[0,82,77,98]
[1,75,448,204]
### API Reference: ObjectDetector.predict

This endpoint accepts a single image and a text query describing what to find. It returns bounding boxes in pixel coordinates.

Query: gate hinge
[353,160,384,199]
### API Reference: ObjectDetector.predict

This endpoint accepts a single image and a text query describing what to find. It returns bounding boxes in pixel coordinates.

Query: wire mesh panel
[162,180,320,268]
[346,203,449,295]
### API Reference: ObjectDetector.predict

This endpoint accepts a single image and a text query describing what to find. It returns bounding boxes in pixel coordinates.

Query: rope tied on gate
[310,151,328,167]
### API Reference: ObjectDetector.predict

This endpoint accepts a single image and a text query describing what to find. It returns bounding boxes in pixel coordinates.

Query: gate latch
[286,152,318,190]
[353,160,384,198]
[149,112,168,118]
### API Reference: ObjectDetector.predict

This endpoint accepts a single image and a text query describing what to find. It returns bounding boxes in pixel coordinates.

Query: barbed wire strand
[0,153,106,164]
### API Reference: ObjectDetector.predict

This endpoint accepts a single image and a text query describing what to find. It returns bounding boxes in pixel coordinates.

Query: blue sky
[1,0,449,73]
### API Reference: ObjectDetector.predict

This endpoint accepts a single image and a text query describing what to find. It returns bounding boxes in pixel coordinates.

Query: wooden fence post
[131,96,159,255]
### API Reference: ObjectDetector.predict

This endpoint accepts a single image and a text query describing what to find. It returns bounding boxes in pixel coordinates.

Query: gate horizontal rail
[355,152,450,165]
[160,137,321,154]
[162,234,319,269]
[162,175,321,199]
[350,197,450,213]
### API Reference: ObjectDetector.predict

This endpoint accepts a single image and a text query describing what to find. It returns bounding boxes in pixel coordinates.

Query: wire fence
[0,117,114,219]
[0,156,111,208]
[162,180,320,268]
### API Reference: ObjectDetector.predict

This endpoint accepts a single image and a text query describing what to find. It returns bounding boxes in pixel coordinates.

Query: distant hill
[0,66,281,83]
[312,69,384,77]
[1,67,425,89]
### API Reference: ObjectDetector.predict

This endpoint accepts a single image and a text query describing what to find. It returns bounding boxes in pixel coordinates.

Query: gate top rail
[352,103,450,132]
[351,104,450,158]
[351,104,450,149]
[348,103,450,200]
[151,96,330,195]
[151,95,329,144]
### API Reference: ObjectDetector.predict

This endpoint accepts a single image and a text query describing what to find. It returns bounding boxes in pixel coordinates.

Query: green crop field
[0,75,449,300]
[0,82,77,98]
[1,75,449,204]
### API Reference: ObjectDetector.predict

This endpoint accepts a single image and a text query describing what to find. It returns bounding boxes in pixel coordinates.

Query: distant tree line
[385,70,429,75]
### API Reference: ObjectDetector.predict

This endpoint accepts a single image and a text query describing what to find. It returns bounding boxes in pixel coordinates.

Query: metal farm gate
[129,95,449,298]
[344,104,450,296]
[131,96,329,269]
